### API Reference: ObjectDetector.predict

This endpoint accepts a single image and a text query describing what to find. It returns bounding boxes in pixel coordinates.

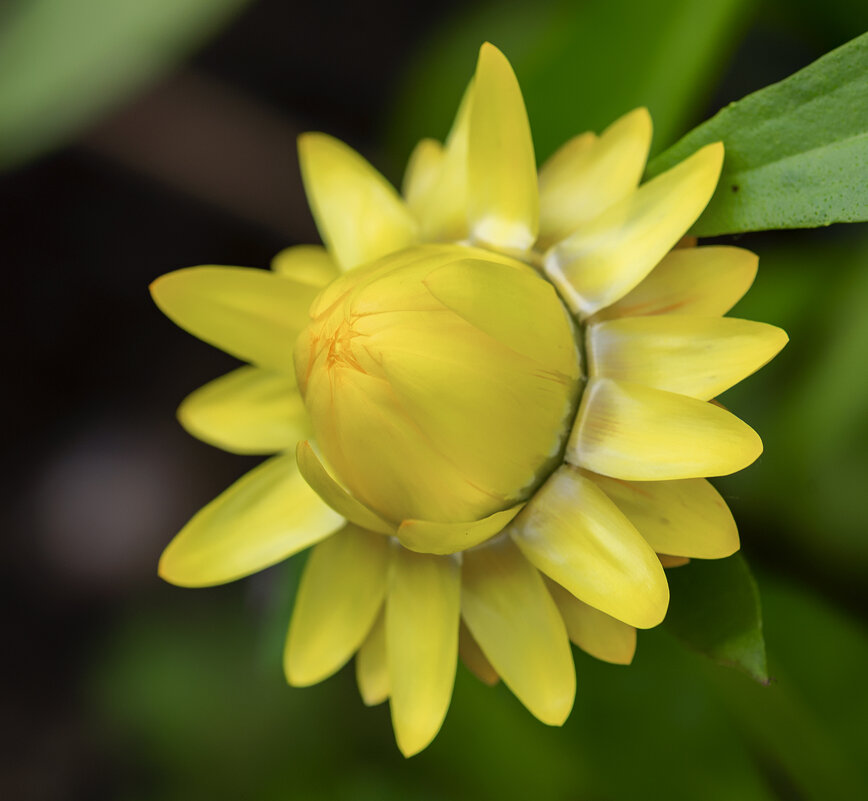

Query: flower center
[295,244,584,524]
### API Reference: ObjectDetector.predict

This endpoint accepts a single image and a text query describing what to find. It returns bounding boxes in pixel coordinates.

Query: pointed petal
[459,621,499,685]
[510,465,668,628]
[591,246,759,322]
[159,454,343,587]
[538,108,652,248]
[271,245,339,288]
[356,609,389,705]
[659,554,690,567]
[461,539,574,725]
[416,81,474,242]
[397,505,523,555]
[544,142,724,317]
[402,138,445,219]
[467,43,538,251]
[568,378,763,480]
[296,441,395,535]
[545,577,637,665]
[178,366,308,455]
[285,525,389,686]
[587,315,789,400]
[586,472,739,559]
[298,132,417,270]
[151,267,319,373]
[387,549,460,757]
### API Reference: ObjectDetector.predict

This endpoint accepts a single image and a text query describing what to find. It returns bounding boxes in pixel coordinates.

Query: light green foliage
[0,0,251,170]
[664,555,768,684]
[90,574,868,800]
[647,32,868,234]
[719,231,868,576]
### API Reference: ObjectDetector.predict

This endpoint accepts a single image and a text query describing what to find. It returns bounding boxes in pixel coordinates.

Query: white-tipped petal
[538,108,652,248]
[568,378,763,480]
[591,246,758,321]
[587,315,789,400]
[544,143,724,317]
[467,43,538,251]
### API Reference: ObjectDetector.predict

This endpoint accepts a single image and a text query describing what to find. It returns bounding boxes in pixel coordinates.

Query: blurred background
[2,1,867,799]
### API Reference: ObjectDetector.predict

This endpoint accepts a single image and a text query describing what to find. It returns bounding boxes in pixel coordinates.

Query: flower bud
[294,244,582,524]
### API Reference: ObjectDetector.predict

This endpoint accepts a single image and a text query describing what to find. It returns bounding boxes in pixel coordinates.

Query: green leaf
[0,0,252,170]
[664,553,768,684]
[647,31,868,235]
[386,0,751,171]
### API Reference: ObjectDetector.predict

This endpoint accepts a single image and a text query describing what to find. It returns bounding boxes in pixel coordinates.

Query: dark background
[2,1,867,799]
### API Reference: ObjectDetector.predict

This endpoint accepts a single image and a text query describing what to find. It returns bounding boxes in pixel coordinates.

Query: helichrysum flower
[151,43,787,756]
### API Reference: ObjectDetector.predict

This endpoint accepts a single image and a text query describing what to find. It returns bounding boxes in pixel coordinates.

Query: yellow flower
[151,43,787,756]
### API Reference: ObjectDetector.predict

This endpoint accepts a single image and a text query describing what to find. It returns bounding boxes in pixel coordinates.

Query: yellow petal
[587,315,789,400]
[659,554,690,568]
[178,366,308,455]
[298,132,417,270]
[356,609,389,705]
[591,246,758,322]
[537,108,652,249]
[544,142,724,317]
[402,138,445,220]
[271,245,339,288]
[285,524,390,686]
[397,505,523,555]
[296,441,395,535]
[159,454,343,587]
[467,43,538,251]
[510,465,668,628]
[461,539,574,725]
[585,472,739,559]
[459,621,499,685]
[568,378,763,480]
[545,578,637,665]
[387,549,460,757]
[151,267,319,373]
[416,81,474,242]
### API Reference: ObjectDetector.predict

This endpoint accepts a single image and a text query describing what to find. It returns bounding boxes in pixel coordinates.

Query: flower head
[151,43,787,756]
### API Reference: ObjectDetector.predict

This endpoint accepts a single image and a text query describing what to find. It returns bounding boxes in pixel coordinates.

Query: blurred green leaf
[92,570,868,800]
[0,0,252,170]
[718,230,868,577]
[664,554,768,683]
[387,0,751,173]
[647,31,868,235]
[705,575,868,801]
